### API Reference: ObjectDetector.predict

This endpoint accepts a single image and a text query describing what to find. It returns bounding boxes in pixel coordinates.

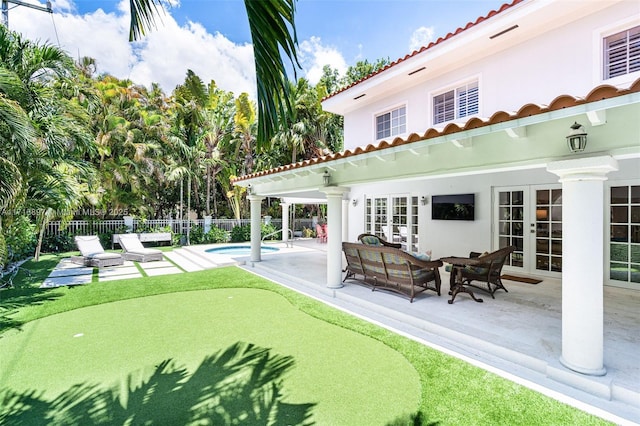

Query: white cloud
[299,36,348,85]
[10,0,256,97]
[409,26,435,52]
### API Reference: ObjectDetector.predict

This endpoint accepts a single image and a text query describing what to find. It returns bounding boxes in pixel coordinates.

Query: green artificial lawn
[0,254,610,425]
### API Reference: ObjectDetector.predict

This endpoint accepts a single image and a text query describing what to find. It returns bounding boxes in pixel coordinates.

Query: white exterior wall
[343,2,640,151]
[347,158,640,263]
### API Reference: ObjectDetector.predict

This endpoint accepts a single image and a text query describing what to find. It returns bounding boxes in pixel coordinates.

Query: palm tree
[128,0,300,149]
[0,26,95,262]
[233,93,258,176]
[200,100,234,216]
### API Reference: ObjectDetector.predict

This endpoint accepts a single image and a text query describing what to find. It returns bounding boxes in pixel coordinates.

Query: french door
[494,185,563,277]
[365,195,419,252]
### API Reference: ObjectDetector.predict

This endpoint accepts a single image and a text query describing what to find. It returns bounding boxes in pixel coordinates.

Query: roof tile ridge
[321,0,525,102]
[233,76,637,183]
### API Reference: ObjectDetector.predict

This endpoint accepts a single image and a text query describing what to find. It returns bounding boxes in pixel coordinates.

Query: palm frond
[129,0,164,42]
[0,157,22,211]
[244,0,300,149]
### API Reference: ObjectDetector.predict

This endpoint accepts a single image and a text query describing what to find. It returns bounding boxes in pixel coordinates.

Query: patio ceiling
[234,80,640,200]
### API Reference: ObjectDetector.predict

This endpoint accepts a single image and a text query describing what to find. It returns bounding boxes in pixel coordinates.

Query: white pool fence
[44,218,316,239]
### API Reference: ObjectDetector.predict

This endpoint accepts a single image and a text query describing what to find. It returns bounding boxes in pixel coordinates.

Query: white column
[342,199,350,242]
[248,194,265,263]
[547,155,618,376]
[281,201,290,243]
[322,186,349,289]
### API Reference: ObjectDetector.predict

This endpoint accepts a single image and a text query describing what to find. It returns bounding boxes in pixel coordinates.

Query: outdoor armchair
[72,235,124,268]
[448,246,516,298]
[117,234,164,262]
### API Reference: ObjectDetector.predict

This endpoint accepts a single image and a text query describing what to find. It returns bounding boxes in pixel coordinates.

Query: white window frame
[593,17,640,87]
[605,179,640,290]
[364,194,420,252]
[431,78,480,126]
[374,104,407,141]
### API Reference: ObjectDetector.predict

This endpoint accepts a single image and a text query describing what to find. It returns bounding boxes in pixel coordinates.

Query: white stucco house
[234,0,639,379]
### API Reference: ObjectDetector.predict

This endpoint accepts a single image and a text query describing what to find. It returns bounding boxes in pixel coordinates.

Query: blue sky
[15,0,506,96]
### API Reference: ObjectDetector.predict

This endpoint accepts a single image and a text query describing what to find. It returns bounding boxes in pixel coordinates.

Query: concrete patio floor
[43,239,639,424]
[225,239,640,425]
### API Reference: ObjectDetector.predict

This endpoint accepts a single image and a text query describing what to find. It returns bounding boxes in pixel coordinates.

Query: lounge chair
[117,234,164,262]
[357,233,402,249]
[448,246,516,298]
[72,235,124,267]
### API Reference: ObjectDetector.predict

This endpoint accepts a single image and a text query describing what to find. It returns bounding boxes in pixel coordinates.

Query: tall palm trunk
[186,175,191,245]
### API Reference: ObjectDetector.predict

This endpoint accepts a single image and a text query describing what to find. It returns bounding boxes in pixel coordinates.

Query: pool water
[205,245,280,256]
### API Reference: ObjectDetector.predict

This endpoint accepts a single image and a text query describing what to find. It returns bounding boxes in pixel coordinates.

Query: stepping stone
[41,275,92,288]
[139,261,175,270]
[56,259,87,269]
[144,266,182,276]
[100,273,143,282]
[48,267,93,278]
[98,266,139,278]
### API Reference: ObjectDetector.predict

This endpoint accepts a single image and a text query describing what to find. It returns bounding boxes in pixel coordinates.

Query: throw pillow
[409,251,431,261]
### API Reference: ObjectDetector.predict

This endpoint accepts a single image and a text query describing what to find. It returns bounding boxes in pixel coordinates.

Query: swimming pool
[205,245,280,256]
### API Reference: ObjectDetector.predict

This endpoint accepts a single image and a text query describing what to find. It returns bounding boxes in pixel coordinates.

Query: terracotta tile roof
[232,78,640,184]
[322,0,525,102]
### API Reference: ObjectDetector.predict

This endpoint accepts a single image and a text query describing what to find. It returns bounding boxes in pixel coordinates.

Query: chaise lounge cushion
[118,234,163,262]
[74,235,124,267]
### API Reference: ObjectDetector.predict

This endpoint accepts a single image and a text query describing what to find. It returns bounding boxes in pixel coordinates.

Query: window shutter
[604,25,640,79]
[457,82,479,119]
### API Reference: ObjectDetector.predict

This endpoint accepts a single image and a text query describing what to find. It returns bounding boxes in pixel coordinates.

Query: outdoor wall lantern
[247,184,254,195]
[566,122,587,153]
[352,198,358,207]
[322,170,331,186]
[421,196,428,205]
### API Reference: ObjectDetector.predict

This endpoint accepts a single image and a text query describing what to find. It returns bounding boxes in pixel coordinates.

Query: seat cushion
[128,248,162,255]
[90,252,122,260]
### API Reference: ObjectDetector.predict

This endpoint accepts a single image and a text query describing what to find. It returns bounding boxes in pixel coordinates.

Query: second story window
[604,25,640,79]
[433,81,479,125]
[376,106,406,140]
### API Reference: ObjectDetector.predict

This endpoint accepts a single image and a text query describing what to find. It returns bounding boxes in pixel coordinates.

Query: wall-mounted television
[432,193,475,221]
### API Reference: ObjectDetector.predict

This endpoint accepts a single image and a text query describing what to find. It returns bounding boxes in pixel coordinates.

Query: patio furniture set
[342,233,516,304]
[72,234,164,268]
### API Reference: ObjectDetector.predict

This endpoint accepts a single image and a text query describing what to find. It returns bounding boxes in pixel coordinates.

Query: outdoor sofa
[342,241,442,302]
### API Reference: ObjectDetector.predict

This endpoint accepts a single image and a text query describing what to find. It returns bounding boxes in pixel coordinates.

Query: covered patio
[239,239,640,424]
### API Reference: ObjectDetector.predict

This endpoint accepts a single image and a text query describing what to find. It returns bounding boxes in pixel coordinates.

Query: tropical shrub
[41,232,75,253]
[230,223,281,242]
[189,225,205,245]
[203,226,228,243]
[230,224,251,242]
[4,216,36,262]
[261,223,278,240]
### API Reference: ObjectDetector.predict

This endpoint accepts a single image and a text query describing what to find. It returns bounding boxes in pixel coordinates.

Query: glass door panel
[373,197,387,238]
[391,197,408,245]
[495,185,562,276]
[409,196,419,252]
[609,185,640,285]
[365,195,418,251]
[497,189,524,267]
[535,188,563,273]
